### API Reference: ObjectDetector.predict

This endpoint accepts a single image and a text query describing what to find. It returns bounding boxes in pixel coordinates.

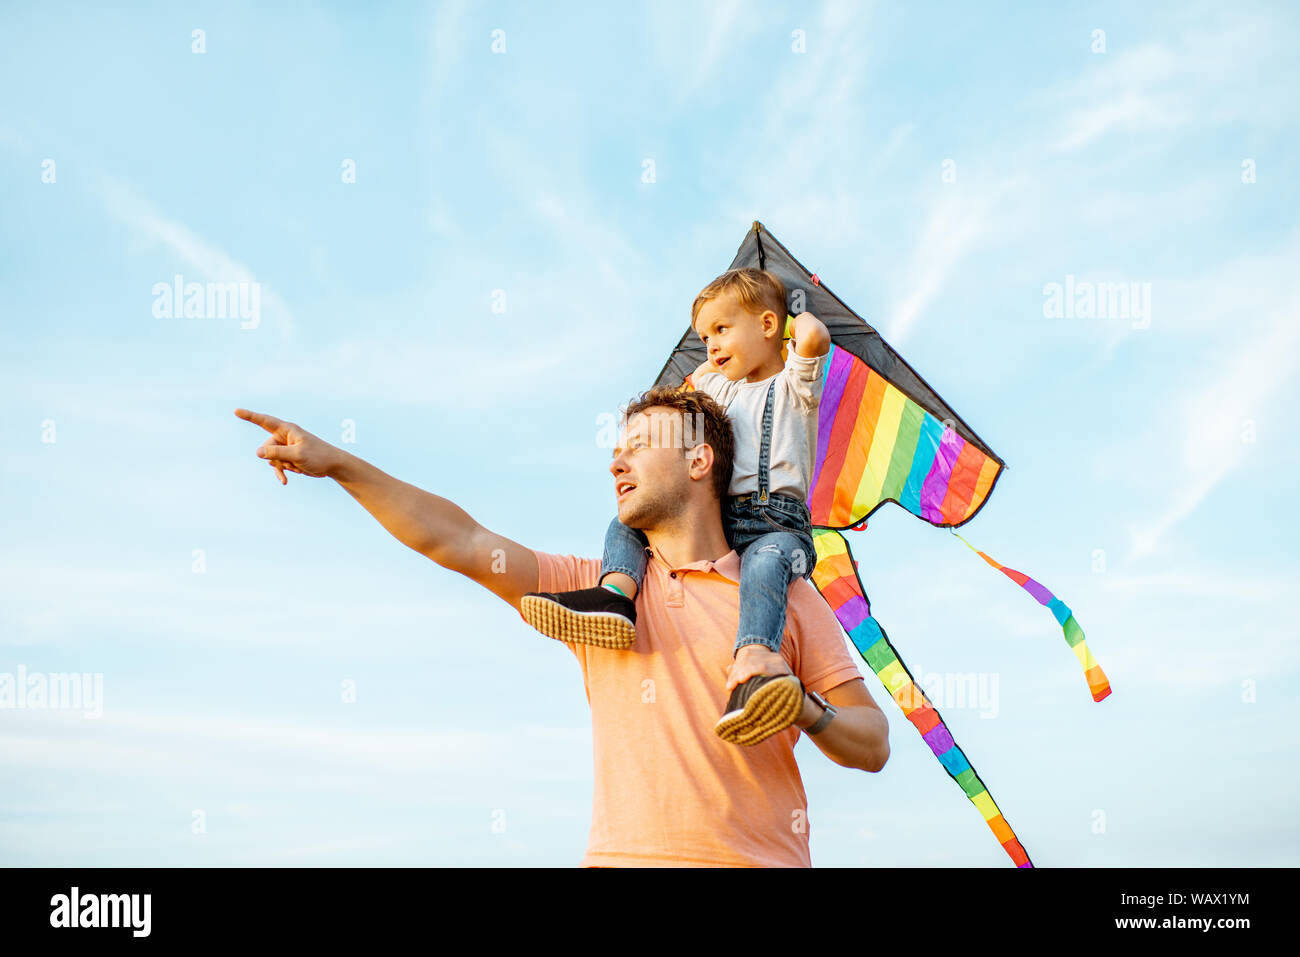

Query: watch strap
[804,693,837,735]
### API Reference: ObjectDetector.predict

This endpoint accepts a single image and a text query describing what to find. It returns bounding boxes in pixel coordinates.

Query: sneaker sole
[520,595,636,650]
[714,675,805,746]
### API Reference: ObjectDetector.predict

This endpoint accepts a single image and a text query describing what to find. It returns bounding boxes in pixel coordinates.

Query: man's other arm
[235,409,539,611]
[796,678,890,773]
[788,583,890,773]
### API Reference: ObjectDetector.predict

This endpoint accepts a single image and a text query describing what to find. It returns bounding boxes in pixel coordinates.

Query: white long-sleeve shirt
[691,347,828,500]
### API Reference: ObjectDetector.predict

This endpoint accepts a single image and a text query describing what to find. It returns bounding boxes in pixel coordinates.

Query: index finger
[234,408,286,434]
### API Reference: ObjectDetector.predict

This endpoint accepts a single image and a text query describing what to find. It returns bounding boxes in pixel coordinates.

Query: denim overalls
[601,379,817,655]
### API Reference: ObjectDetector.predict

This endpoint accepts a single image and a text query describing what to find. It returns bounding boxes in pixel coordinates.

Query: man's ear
[686,443,715,484]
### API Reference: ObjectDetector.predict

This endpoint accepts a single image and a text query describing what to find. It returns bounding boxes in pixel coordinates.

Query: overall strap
[757,379,777,502]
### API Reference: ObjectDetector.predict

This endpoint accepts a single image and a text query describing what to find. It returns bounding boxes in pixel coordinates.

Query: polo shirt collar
[646,543,741,584]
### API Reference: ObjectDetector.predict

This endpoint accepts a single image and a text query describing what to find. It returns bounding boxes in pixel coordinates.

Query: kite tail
[948,529,1111,703]
[812,529,1033,868]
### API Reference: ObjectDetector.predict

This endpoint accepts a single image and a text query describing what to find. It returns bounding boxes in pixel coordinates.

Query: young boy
[521,268,830,746]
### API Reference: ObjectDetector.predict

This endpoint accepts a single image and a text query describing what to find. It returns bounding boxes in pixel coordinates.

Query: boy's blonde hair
[690,268,787,332]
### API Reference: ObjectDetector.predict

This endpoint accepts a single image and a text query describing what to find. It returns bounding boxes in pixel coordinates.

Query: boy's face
[693,292,781,380]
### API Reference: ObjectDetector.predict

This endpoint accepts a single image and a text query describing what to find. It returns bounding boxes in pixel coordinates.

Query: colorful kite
[656,222,1110,868]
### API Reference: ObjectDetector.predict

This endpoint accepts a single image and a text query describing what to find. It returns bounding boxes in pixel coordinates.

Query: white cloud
[882,10,1298,353]
[530,190,640,296]
[682,0,746,101]
[234,329,595,407]
[1050,42,1184,151]
[1099,569,1291,603]
[650,0,759,109]
[1055,88,1181,152]
[885,177,1022,345]
[1128,271,1300,560]
[97,174,296,341]
[0,708,590,779]
[1050,17,1297,153]
[710,3,885,271]
[426,0,471,104]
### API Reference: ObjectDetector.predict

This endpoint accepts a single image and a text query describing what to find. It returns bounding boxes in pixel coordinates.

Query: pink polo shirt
[531,545,863,867]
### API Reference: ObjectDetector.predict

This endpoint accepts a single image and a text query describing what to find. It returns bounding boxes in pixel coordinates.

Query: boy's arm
[686,357,715,388]
[780,312,831,412]
[234,409,539,611]
[789,311,830,358]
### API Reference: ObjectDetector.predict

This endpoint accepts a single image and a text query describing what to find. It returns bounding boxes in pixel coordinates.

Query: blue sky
[1,0,1297,867]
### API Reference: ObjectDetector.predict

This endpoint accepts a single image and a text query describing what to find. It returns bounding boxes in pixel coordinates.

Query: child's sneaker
[520,586,637,649]
[714,674,804,746]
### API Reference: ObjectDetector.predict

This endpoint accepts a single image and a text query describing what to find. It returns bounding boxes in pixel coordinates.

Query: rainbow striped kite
[656,221,1110,867]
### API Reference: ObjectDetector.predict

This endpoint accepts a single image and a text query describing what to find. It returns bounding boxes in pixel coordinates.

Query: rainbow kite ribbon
[948,529,1111,703]
[813,528,1034,868]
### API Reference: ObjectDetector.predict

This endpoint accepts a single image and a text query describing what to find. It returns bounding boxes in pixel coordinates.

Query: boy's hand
[234,408,346,485]
[690,357,717,385]
[790,311,830,358]
[725,643,794,692]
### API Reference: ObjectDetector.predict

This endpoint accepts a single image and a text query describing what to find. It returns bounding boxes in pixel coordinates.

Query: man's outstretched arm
[235,409,539,611]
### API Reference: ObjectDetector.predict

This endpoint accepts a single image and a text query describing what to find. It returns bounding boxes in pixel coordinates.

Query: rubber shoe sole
[520,594,636,650]
[714,675,805,746]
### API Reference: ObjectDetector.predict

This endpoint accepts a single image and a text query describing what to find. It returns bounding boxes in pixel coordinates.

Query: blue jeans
[598,493,815,656]
[599,515,652,584]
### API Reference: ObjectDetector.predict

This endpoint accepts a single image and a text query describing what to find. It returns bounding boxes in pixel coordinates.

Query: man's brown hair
[622,386,734,502]
[690,267,788,332]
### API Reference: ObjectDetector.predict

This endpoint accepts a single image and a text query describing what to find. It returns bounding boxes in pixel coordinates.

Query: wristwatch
[803,689,838,736]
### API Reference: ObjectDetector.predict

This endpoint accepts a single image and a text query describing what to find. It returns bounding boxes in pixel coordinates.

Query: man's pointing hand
[234,408,343,485]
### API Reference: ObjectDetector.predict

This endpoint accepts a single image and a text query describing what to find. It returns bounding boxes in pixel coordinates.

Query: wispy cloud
[885,177,1021,345]
[1049,16,1297,153]
[0,708,587,776]
[233,329,598,407]
[1055,88,1182,153]
[1129,292,1300,560]
[651,0,756,108]
[97,174,296,340]
[425,0,471,105]
[1051,44,1188,152]
[711,2,884,263]
[1127,231,1300,560]
[1099,568,1293,602]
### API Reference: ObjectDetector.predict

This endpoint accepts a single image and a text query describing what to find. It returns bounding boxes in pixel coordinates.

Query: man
[234,386,889,866]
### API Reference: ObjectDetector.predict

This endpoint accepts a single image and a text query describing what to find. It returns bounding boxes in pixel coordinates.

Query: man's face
[609,409,696,529]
